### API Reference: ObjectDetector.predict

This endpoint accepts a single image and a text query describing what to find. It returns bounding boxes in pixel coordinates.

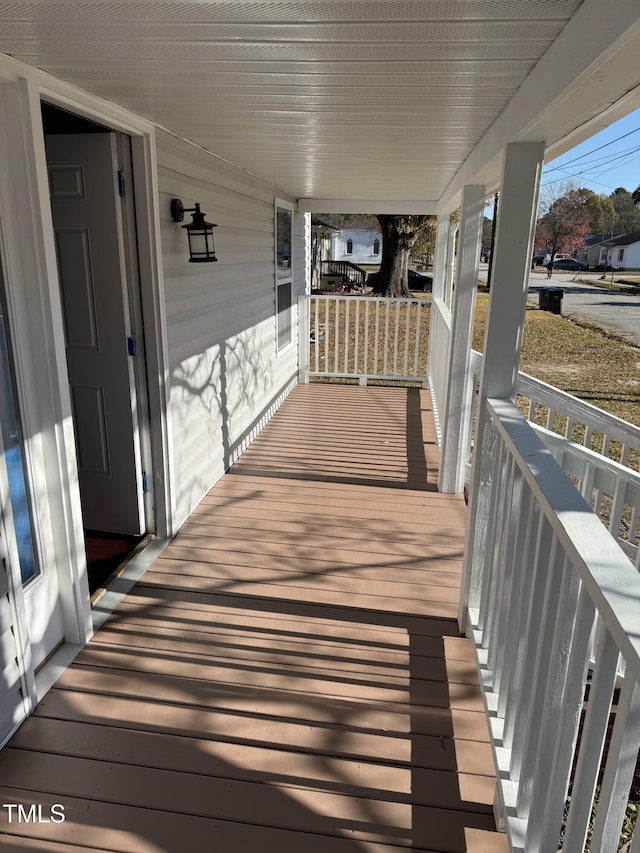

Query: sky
[540,108,640,196]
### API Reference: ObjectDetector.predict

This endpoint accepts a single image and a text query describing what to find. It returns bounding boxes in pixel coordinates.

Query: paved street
[477,264,640,349]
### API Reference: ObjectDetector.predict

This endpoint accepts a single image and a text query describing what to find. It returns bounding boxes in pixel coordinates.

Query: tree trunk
[374,215,414,297]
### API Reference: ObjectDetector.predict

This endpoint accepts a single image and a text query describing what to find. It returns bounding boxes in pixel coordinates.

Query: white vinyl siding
[156,131,304,527]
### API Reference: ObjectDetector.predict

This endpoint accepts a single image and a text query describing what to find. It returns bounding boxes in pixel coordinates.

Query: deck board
[0,384,507,852]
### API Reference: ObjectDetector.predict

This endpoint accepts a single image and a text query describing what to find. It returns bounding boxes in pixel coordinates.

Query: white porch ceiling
[1,0,639,210]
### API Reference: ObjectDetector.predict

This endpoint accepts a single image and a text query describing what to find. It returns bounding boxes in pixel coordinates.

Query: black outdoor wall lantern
[171,198,218,263]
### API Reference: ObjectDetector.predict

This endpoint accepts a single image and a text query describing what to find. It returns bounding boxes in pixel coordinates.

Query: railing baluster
[547,407,555,430]
[562,625,619,852]
[402,300,411,378]
[518,554,578,820]
[313,297,319,373]
[536,587,595,853]
[493,470,529,701]
[334,296,340,375]
[413,302,422,378]
[374,300,380,376]
[364,299,370,380]
[344,295,350,374]
[354,298,360,377]
[324,296,329,374]
[527,396,536,421]
[476,434,506,634]
[383,299,390,376]
[486,452,518,672]
[498,489,536,722]
[621,442,630,467]
[392,299,400,376]
[509,517,555,781]
[590,676,640,851]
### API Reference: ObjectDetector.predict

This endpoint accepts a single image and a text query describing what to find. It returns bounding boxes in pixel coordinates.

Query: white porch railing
[300,294,429,385]
[466,398,640,852]
[465,350,640,563]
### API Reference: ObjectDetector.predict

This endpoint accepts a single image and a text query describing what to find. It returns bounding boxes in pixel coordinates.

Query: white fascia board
[299,199,439,214]
[439,0,640,212]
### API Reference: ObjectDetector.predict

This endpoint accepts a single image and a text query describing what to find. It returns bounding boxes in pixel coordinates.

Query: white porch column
[431,213,449,301]
[439,184,485,493]
[426,213,449,393]
[459,142,544,629]
[298,212,311,384]
[443,222,459,309]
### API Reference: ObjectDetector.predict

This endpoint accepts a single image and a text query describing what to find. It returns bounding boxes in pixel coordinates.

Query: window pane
[0,286,38,584]
[277,282,292,350]
[276,207,292,279]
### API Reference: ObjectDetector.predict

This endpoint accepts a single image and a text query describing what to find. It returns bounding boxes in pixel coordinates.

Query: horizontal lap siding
[156,131,304,526]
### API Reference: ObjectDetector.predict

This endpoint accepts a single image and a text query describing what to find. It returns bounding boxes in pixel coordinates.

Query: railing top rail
[308,293,425,304]
[531,421,640,489]
[517,369,640,446]
[470,347,640,449]
[487,396,640,681]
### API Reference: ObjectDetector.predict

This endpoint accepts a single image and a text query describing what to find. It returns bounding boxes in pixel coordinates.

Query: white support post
[439,185,485,493]
[298,212,311,384]
[431,213,448,301]
[459,142,545,631]
[427,213,449,389]
[444,222,459,309]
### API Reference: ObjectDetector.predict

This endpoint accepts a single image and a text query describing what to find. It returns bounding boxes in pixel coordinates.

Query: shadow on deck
[0,384,507,852]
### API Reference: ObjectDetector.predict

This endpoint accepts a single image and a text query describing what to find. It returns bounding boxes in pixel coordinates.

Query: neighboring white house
[332,224,382,264]
[600,231,640,269]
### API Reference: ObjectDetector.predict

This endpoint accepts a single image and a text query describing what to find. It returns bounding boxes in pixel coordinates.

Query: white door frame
[0,56,176,703]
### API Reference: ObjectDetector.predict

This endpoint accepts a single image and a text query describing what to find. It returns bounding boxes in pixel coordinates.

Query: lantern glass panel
[187,229,216,263]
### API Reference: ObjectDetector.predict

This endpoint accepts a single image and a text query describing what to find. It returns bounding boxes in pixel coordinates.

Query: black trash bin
[539,287,564,314]
[547,287,564,314]
[538,287,549,310]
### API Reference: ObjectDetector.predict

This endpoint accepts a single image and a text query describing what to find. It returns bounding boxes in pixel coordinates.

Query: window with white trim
[346,238,353,254]
[275,200,293,351]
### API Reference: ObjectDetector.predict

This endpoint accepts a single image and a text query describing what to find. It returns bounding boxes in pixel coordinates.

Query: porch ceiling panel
[1,0,638,207]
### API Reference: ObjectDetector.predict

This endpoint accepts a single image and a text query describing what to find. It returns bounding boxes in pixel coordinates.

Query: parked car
[367,269,433,293]
[552,258,588,271]
[408,269,433,291]
[532,253,546,266]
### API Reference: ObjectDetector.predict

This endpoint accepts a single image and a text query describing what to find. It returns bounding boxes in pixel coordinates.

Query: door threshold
[90,532,154,607]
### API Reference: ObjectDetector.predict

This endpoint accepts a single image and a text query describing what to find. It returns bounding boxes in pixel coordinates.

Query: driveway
[478,264,640,349]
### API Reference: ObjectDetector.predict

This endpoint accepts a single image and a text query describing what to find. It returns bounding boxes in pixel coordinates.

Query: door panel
[54,227,99,349]
[46,133,143,535]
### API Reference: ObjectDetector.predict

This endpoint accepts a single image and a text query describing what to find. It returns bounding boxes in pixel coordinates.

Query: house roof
[0,1,639,212]
[602,231,640,247]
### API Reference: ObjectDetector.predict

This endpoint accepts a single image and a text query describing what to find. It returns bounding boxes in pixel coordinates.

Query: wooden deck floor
[0,384,507,853]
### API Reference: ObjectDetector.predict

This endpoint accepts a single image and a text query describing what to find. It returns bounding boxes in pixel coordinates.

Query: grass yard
[472,292,640,430]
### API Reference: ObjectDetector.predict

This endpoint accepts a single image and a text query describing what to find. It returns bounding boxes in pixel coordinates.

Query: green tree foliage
[610,187,640,234]
[576,188,617,238]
